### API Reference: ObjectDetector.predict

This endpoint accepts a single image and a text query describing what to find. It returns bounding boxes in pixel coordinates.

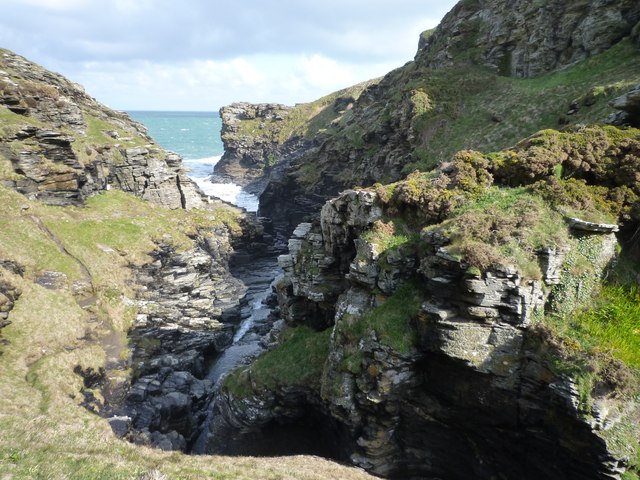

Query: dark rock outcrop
[215,103,293,188]
[116,226,248,450]
[217,187,634,479]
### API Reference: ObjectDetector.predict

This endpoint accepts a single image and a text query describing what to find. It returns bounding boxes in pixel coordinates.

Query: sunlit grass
[0,183,373,479]
[551,284,640,369]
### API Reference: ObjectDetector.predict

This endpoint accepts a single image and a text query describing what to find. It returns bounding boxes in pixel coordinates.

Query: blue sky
[1,0,458,110]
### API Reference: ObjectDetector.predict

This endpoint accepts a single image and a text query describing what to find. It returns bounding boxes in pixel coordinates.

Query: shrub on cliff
[433,187,567,276]
[392,171,462,224]
[494,126,640,190]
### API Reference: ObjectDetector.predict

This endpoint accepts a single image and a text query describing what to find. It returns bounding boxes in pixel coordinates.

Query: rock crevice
[218,188,631,479]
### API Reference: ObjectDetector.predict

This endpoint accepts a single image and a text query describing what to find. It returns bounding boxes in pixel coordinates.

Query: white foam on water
[192,176,259,213]
[186,155,221,165]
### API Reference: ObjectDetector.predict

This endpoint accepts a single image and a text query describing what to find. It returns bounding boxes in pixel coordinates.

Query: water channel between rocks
[190,180,282,454]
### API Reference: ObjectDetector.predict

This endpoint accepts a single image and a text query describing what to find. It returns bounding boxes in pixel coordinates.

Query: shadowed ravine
[191,252,281,454]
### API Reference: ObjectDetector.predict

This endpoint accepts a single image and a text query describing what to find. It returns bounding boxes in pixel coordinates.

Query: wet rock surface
[191,254,282,455]
[110,215,284,453]
[113,230,242,450]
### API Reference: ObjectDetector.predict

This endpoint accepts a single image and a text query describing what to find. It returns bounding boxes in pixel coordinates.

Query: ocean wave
[185,155,222,165]
[192,177,258,212]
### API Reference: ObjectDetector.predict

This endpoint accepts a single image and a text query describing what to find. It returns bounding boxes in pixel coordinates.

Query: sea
[127,111,258,211]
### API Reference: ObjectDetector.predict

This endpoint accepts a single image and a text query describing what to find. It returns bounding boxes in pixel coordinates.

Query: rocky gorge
[0,44,374,479]
[196,0,640,478]
[1,0,640,479]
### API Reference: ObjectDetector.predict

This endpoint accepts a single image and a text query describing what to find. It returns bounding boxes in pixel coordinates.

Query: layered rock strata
[0,49,203,209]
[218,189,632,479]
[113,215,275,451]
[417,0,640,77]
[215,103,294,188]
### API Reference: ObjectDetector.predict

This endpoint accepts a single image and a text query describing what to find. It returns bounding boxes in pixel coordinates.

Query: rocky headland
[1,0,640,479]
[202,0,640,478]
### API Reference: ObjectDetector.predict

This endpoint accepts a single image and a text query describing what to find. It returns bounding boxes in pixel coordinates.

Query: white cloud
[66,52,400,111]
[0,0,460,109]
[10,0,88,10]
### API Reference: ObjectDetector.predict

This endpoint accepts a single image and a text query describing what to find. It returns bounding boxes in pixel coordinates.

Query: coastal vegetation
[2,0,640,477]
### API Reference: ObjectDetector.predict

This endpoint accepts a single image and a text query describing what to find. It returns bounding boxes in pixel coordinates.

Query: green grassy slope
[0,186,372,479]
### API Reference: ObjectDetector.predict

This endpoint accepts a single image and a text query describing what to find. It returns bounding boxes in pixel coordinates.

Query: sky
[0,0,458,111]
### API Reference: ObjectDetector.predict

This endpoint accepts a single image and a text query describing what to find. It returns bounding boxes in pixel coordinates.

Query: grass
[0,48,375,479]
[224,326,332,397]
[402,39,640,173]
[437,187,568,277]
[549,284,640,369]
[336,281,423,355]
[0,183,372,479]
[230,78,380,164]
[360,219,413,254]
[71,112,148,165]
[540,283,640,473]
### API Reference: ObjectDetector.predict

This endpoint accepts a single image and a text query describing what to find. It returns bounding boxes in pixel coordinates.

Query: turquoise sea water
[127,111,258,211]
[127,110,223,177]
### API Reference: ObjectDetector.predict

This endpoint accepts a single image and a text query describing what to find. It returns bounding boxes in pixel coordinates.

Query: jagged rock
[126,368,212,445]
[320,190,383,260]
[0,49,204,209]
[107,415,131,438]
[418,0,640,77]
[112,226,250,449]
[219,187,629,479]
[111,213,277,452]
[130,234,243,377]
[215,102,293,187]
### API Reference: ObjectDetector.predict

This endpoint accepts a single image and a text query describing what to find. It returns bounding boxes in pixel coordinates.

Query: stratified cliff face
[0,48,259,454]
[210,3,640,476]
[0,49,203,208]
[417,0,640,77]
[274,197,622,479]
[215,102,295,188]
[220,0,640,238]
[218,123,640,477]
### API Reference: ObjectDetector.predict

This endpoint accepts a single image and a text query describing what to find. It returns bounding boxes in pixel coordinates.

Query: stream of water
[128,110,281,454]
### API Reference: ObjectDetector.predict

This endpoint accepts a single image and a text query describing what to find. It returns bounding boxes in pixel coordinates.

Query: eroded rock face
[0,49,204,209]
[220,188,630,479]
[115,228,248,451]
[215,103,293,187]
[111,148,204,209]
[275,191,385,329]
[417,0,640,77]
